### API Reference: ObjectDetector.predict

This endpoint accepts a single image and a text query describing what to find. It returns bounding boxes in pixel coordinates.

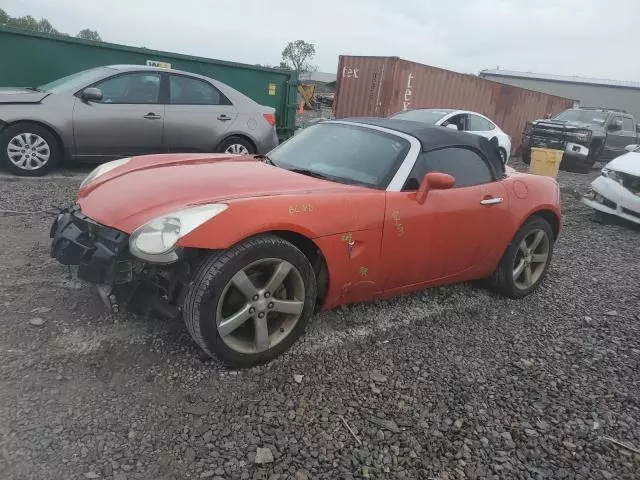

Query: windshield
[268,123,410,189]
[37,67,114,93]
[552,109,608,125]
[390,109,451,124]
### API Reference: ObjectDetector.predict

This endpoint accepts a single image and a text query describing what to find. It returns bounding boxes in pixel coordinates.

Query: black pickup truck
[521,107,640,172]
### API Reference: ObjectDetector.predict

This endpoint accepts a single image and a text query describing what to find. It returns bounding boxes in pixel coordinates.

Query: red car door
[380,147,512,294]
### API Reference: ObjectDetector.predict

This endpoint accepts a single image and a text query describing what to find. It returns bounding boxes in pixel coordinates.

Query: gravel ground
[0,160,639,480]
[295,106,333,132]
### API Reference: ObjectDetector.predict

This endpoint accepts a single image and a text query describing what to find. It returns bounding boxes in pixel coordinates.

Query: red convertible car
[51,118,561,366]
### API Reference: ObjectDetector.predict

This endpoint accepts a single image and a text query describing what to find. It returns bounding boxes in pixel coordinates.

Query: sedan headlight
[601,168,624,185]
[129,204,228,263]
[566,130,591,142]
[80,157,131,190]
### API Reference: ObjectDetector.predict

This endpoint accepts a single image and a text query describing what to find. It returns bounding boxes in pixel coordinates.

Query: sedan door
[381,147,511,294]
[163,74,238,153]
[72,71,164,160]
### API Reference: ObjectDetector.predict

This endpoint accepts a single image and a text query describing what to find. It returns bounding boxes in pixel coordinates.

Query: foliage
[77,29,101,41]
[281,40,316,73]
[0,8,101,40]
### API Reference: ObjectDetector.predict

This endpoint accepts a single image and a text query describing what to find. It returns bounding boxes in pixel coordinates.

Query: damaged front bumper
[50,205,190,318]
[582,176,640,225]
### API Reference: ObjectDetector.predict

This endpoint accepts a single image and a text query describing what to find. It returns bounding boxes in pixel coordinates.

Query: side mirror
[81,87,103,102]
[624,144,639,152]
[608,119,622,131]
[445,123,459,130]
[415,172,455,204]
[636,123,640,133]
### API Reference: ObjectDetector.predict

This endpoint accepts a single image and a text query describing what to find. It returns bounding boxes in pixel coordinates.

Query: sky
[3,0,640,81]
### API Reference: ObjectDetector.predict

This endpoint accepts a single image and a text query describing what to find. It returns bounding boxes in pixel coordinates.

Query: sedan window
[269,123,410,189]
[403,147,493,190]
[169,75,228,105]
[92,73,161,104]
[467,114,495,131]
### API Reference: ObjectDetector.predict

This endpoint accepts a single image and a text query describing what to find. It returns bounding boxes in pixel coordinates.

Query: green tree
[76,29,101,41]
[37,19,59,35]
[8,14,39,31]
[0,8,9,25]
[281,40,316,73]
[0,8,100,40]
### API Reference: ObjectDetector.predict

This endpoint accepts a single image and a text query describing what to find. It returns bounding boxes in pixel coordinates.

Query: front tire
[490,217,554,298]
[0,122,60,176]
[183,235,317,367]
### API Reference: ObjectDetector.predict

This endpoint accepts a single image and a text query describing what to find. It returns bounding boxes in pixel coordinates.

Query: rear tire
[498,147,508,164]
[216,136,255,155]
[490,217,554,298]
[183,235,317,367]
[0,122,60,176]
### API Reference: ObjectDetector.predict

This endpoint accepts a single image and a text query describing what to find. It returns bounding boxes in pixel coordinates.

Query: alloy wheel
[7,133,51,171]
[215,258,305,354]
[512,229,550,289]
[225,144,249,155]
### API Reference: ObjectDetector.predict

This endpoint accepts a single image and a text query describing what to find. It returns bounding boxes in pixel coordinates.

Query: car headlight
[80,157,131,190]
[129,204,228,263]
[601,168,624,185]
[566,130,591,142]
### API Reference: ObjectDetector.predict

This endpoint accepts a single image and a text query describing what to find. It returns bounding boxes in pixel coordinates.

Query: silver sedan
[0,65,279,176]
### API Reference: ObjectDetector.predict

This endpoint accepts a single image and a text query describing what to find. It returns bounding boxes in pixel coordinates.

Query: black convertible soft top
[341,117,506,179]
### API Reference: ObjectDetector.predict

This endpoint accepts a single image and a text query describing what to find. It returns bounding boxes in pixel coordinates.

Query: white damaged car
[583,144,640,224]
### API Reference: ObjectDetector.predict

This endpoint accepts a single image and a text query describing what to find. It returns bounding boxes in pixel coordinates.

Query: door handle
[217,114,232,121]
[480,197,503,205]
[143,113,162,120]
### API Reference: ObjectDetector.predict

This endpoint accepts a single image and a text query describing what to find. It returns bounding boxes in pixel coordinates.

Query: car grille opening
[622,207,640,219]
[595,193,616,209]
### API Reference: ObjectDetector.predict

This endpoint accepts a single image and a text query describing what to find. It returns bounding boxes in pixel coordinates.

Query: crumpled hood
[0,87,49,104]
[604,152,640,176]
[78,153,354,233]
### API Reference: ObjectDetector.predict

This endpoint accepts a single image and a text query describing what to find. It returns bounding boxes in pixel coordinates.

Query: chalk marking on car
[391,210,404,236]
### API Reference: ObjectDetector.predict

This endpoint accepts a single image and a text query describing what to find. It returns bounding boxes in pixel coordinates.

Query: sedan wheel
[217,135,255,156]
[225,143,250,155]
[7,133,51,170]
[217,258,305,354]
[183,235,316,367]
[0,123,60,176]
[512,229,549,290]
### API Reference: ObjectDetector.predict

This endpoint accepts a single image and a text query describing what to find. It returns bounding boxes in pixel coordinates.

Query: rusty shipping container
[333,56,575,153]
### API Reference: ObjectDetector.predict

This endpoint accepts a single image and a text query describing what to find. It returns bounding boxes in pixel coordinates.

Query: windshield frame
[552,109,610,125]
[268,121,421,191]
[37,67,115,94]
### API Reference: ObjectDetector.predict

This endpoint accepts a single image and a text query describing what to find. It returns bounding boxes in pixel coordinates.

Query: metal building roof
[480,69,640,90]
